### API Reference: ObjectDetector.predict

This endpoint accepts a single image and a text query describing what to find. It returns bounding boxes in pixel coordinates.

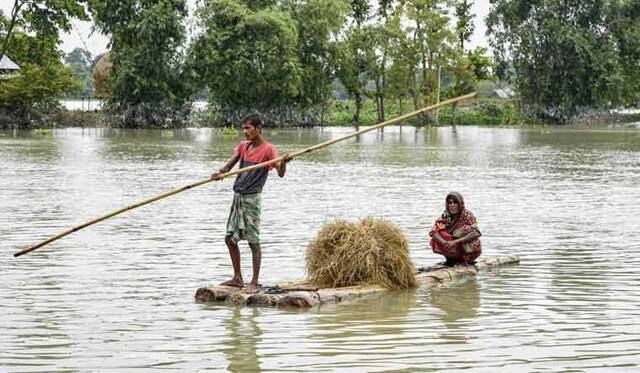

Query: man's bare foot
[220,279,244,288]
[244,283,261,294]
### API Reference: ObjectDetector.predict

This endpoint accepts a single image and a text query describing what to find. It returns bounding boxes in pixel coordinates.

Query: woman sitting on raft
[429,192,482,266]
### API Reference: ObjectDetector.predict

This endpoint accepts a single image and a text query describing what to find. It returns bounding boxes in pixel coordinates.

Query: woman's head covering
[445,191,465,215]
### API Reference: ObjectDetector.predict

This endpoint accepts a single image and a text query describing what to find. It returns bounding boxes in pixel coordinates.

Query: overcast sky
[1,0,492,58]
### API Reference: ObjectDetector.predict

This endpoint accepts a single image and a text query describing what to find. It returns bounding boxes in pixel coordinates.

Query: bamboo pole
[14,92,477,258]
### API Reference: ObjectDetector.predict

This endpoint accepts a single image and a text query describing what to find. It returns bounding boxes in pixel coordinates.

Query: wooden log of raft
[194,255,519,308]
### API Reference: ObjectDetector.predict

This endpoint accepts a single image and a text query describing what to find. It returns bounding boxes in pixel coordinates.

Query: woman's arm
[432,232,448,246]
[455,230,481,245]
[439,230,481,252]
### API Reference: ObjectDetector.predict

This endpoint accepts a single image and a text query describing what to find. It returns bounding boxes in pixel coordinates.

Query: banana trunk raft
[195,255,519,308]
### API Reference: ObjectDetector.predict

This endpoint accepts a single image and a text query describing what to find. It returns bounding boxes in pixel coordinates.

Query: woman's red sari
[429,192,482,265]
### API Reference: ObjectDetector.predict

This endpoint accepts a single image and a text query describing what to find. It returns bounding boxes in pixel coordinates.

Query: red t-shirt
[232,140,279,194]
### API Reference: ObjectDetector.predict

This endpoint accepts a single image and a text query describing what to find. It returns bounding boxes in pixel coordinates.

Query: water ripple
[1,126,639,371]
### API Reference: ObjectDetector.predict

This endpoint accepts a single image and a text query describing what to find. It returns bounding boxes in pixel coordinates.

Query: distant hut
[92,52,112,98]
[0,55,20,79]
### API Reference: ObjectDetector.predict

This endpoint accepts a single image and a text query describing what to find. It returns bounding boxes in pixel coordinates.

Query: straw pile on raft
[305,217,417,289]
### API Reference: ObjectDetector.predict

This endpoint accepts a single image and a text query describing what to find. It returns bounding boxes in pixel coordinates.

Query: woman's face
[447,199,459,214]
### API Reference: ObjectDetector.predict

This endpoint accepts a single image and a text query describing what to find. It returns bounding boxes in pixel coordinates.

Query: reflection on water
[1,125,640,371]
[429,280,480,346]
[313,289,417,338]
[222,307,262,372]
[430,279,480,326]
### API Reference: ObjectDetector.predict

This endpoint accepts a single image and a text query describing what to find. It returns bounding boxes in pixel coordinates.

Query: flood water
[1,125,639,371]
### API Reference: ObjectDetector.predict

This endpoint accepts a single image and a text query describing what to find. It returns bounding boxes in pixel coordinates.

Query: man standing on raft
[211,114,291,293]
[429,192,482,266]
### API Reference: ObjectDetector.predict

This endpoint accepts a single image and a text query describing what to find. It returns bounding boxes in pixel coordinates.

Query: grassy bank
[43,98,526,128]
[7,98,639,129]
[324,98,525,126]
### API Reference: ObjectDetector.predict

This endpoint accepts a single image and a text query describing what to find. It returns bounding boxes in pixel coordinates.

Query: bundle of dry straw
[92,52,112,98]
[305,217,417,289]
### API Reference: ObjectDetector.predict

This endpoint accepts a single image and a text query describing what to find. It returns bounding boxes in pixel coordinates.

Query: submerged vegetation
[306,217,417,290]
[324,97,525,127]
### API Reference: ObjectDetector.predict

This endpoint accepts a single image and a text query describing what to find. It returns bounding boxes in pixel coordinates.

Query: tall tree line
[7,0,639,127]
[1,0,490,127]
[185,0,488,126]
[488,0,640,122]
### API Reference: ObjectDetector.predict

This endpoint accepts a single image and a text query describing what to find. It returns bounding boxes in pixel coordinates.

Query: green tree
[487,0,626,122]
[0,0,87,127]
[293,0,348,124]
[0,0,87,59]
[0,22,80,128]
[386,11,417,116]
[335,28,369,128]
[383,2,422,114]
[64,47,93,97]
[405,0,456,109]
[606,0,640,106]
[454,0,474,51]
[189,0,303,124]
[367,0,399,123]
[89,0,192,127]
[450,47,493,97]
[334,0,370,127]
[467,47,493,81]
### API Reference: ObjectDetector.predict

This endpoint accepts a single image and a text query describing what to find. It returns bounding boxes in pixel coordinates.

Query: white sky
[1,0,492,58]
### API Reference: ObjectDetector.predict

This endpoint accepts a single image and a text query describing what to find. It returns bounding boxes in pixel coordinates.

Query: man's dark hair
[242,113,264,129]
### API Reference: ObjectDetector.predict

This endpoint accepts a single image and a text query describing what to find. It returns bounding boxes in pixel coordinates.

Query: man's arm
[276,154,291,178]
[211,154,241,180]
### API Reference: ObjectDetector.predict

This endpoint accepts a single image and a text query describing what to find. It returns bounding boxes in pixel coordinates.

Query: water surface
[1,125,639,371]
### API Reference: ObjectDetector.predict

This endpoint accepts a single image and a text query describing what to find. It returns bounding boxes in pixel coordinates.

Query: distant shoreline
[4,98,639,129]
